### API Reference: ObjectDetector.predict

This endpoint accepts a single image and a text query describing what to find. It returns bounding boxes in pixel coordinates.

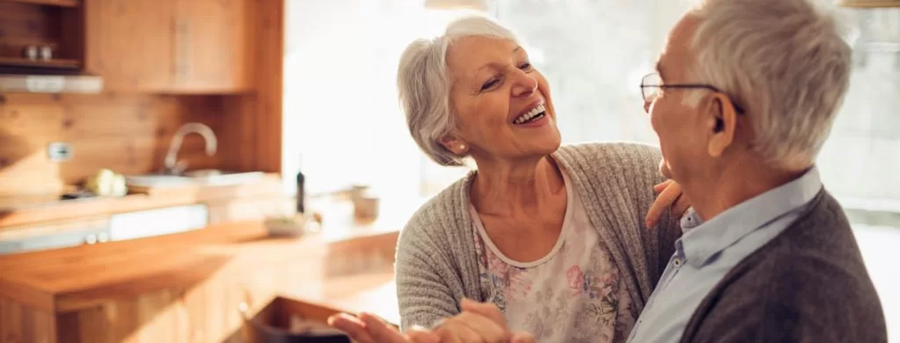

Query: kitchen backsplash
[0,94,224,197]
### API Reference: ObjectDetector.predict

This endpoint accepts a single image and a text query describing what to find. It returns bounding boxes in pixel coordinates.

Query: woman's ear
[439,135,469,155]
[707,94,738,158]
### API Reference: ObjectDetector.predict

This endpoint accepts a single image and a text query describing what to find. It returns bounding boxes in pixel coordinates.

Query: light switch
[47,142,72,162]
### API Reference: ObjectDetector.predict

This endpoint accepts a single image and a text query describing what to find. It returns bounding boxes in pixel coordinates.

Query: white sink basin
[126,170,265,188]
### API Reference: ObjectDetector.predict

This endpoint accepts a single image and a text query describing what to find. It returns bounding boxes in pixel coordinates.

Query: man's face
[645,15,718,184]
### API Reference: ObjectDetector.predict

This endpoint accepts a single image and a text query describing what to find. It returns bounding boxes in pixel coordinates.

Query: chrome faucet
[163,123,217,175]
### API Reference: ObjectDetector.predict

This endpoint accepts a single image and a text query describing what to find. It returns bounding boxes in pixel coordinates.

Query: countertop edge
[0,222,402,314]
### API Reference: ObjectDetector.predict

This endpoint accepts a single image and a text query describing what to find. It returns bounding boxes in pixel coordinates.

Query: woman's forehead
[447,37,523,77]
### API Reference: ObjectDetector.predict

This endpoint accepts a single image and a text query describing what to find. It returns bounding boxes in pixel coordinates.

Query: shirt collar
[679,166,823,268]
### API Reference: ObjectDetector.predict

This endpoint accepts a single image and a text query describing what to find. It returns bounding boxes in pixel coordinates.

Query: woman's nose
[511,71,538,97]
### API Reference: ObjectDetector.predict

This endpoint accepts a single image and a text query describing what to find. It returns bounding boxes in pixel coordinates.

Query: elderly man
[329,0,887,342]
[626,0,887,341]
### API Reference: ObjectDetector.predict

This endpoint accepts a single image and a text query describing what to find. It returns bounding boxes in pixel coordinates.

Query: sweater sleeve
[394,215,461,332]
[620,143,682,280]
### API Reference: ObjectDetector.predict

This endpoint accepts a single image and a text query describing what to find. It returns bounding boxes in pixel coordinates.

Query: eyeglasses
[640,73,745,114]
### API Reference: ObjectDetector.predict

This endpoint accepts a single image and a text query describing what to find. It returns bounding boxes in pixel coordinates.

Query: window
[283,0,471,200]
[283,0,900,208]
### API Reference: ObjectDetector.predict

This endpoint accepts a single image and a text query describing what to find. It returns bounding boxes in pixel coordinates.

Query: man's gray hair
[686,0,852,169]
[397,14,520,166]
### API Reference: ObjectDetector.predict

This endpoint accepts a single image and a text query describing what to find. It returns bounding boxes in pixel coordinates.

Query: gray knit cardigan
[394,142,681,331]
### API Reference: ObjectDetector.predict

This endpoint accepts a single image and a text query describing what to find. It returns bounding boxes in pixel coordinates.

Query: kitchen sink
[126,170,265,188]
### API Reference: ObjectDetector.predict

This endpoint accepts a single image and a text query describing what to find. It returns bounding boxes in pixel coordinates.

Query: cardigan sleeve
[394,212,462,332]
[630,143,681,279]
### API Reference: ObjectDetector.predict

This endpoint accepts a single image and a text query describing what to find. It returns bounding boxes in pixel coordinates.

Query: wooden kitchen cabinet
[84,0,176,92]
[172,0,252,93]
[84,0,252,93]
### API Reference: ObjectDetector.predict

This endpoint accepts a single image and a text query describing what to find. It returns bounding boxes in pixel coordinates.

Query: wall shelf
[0,57,80,70]
[0,0,79,7]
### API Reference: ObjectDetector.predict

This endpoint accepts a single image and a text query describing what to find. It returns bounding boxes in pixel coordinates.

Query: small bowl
[264,213,323,237]
[264,217,307,237]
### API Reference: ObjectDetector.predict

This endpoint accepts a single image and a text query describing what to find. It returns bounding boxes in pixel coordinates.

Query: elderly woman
[330,14,687,343]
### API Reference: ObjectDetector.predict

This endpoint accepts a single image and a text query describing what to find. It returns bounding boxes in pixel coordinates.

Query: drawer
[109,204,208,241]
[0,217,110,255]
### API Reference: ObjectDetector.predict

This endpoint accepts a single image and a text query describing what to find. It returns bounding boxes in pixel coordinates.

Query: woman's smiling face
[442,36,561,162]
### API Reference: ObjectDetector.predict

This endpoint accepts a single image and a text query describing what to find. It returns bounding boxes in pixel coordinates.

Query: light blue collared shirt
[626,167,823,343]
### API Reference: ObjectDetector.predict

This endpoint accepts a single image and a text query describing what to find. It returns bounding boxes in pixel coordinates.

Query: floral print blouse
[471,172,635,343]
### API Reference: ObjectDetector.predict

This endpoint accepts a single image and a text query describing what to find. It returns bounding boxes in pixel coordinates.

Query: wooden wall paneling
[0,94,226,197]
[220,94,257,173]
[0,0,285,197]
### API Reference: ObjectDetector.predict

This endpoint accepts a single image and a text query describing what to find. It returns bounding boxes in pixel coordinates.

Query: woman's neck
[470,155,565,216]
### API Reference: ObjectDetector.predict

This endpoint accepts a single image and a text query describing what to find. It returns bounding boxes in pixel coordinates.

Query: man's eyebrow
[656,61,665,80]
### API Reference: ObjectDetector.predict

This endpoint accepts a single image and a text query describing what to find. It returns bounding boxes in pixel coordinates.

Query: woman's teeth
[514,104,546,124]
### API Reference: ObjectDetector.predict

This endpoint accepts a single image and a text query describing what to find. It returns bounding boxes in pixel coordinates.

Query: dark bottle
[296,169,305,214]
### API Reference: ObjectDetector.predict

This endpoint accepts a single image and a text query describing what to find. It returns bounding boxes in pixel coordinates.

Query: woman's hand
[328,312,439,343]
[645,179,691,227]
[328,299,535,343]
[430,299,535,343]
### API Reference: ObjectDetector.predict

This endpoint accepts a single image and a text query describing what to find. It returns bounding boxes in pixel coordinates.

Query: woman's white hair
[397,14,520,166]
[686,0,852,169]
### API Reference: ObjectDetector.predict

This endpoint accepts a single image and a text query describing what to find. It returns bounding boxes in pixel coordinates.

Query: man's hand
[646,179,691,227]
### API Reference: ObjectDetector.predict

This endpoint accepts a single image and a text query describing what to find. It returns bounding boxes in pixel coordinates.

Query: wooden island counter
[0,209,407,342]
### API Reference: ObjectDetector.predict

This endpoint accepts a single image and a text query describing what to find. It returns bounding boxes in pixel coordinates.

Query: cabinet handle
[171,17,178,79]
[174,19,191,81]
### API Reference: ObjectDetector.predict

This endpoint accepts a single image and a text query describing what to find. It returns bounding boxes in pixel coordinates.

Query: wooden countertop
[0,212,407,314]
[0,173,285,228]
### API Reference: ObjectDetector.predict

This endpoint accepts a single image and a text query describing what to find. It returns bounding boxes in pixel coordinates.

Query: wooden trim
[221,0,284,173]
[837,0,900,7]
[255,0,285,173]
[58,0,85,63]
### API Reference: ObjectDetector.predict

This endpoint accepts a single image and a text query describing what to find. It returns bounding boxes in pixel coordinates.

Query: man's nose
[643,100,652,113]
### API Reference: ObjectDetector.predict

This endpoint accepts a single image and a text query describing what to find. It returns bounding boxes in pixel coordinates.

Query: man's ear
[707,94,738,157]
[439,135,469,155]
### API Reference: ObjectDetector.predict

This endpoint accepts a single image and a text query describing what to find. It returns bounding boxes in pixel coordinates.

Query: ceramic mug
[22,45,38,60]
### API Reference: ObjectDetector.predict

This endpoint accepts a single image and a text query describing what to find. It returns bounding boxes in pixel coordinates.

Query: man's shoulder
[686,201,887,342]
[721,194,881,315]
[696,247,887,342]
[750,246,879,307]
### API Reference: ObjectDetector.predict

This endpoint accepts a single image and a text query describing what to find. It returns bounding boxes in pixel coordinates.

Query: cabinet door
[84,0,176,92]
[173,0,252,93]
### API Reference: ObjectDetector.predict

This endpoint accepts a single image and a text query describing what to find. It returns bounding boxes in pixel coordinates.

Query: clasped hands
[328,299,534,343]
